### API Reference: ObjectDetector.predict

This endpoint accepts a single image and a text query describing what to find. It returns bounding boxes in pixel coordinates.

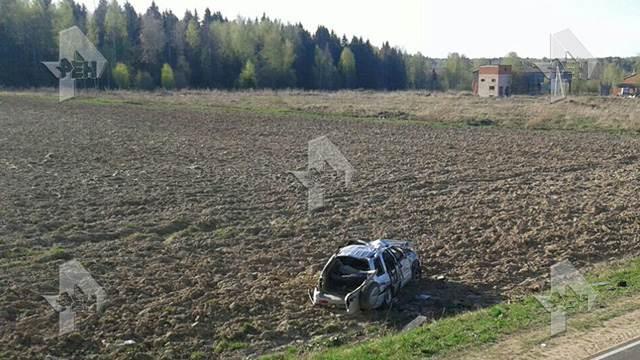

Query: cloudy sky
[79,0,639,58]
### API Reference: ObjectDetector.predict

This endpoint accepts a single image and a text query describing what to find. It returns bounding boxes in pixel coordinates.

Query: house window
[489,86,495,91]
[481,78,485,82]
[491,79,496,82]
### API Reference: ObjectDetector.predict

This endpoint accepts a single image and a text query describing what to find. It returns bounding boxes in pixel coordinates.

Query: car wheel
[412,261,422,281]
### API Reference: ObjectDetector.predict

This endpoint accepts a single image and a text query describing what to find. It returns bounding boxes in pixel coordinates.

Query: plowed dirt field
[1,93,640,359]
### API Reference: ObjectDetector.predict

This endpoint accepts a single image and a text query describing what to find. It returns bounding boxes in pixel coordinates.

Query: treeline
[3,1,638,93]
[0,0,445,90]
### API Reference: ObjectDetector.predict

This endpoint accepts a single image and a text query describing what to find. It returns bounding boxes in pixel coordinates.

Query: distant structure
[472,65,512,97]
[612,73,640,97]
[549,66,573,97]
[519,64,546,95]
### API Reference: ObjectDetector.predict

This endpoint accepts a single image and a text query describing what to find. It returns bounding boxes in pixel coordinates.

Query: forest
[1,0,638,92]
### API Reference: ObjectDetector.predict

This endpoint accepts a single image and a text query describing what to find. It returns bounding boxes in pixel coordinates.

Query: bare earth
[2,92,640,358]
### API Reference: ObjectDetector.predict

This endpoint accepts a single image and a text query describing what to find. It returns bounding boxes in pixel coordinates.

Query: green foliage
[339,47,357,88]
[572,79,600,95]
[238,60,257,88]
[189,351,206,360]
[140,11,164,65]
[212,340,248,354]
[444,53,473,91]
[185,19,200,49]
[112,62,130,89]
[53,0,75,33]
[0,0,444,91]
[313,45,339,89]
[378,42,406,90]
[603,63,624,86]
[405,53,435,89]
[8,0,635,92]
[175,56,191,89]
[103,0,129,65]
[502,51,524,72]
[134,70,154,90]
[256,20,297,88]
[161,63,175,90]
[36,246,72,263]
[501,52,528,95]
[213,226,237,239]
[89,0,108,48]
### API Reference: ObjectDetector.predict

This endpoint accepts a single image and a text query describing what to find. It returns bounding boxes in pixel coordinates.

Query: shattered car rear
[312,240,420,314]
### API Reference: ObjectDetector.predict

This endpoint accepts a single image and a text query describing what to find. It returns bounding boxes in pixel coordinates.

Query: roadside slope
[275,257,640,360]
[450,296,640,360]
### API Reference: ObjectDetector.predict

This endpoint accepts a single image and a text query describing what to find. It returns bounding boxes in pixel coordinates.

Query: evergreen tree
[53,0,75,33]
[0,0,26,86]
[135,70,154,89]
[287,23,314,89]
[5,0,597,92]
[314,26,341,64]
[140,4,165,84]
[350,37,378,89]
[123,2,140,69]
[104,0,128,77]
[378,43,406,90]
[313,45,339,89]
[88,0,108,49]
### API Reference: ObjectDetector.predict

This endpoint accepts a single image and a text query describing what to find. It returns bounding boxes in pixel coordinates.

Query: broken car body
[312,239,421,314]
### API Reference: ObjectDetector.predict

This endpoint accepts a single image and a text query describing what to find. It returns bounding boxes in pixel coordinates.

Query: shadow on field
[331,277,504,331]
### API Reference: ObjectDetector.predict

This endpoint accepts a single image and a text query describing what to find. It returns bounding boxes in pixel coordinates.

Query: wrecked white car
[312,239,421,313]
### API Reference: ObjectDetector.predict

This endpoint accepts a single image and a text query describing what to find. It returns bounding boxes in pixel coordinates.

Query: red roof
[621,73,640,85]
[478,65,512,75]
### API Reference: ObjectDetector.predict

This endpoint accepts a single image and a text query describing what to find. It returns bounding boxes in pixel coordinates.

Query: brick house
[612,73,640,97]
[472,65,512,97]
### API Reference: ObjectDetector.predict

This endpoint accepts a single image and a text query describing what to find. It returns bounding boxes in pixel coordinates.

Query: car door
[372,255,390,288]
[316,254,336,291]
[390,247,412,286]
[382,249,401,294]
[344,271,374,314]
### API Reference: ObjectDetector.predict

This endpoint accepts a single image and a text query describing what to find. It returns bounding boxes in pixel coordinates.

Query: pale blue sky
[80,0,639,58]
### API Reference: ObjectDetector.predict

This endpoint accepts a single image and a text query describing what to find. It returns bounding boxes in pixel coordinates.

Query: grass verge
[264,257,640,359]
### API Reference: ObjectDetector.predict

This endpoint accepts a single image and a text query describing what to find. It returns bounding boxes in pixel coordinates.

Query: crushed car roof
[337,245,376,259]
[337,239,413,259]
